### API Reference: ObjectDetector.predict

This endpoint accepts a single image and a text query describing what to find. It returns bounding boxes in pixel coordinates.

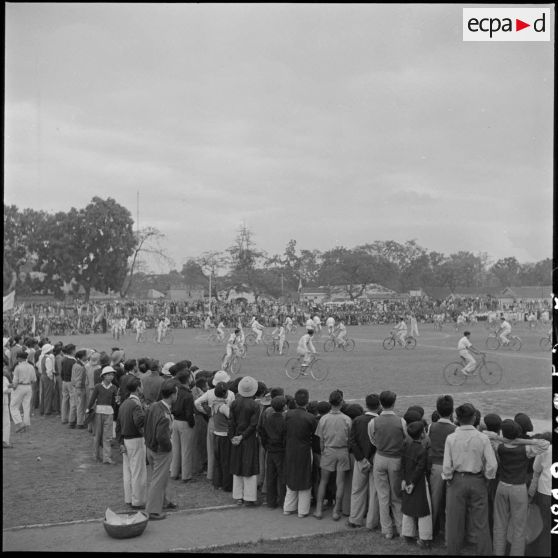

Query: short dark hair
[124,359,137,372]
[344,403,364,420]
[294,389,309,407]
[379,390,396,409]
[195,377,208,390]
[270,387,285,399]
[176,370,191,385]
[317,400,331,415]
[329,390,343,407]
[75,349,88,361]
[16,350,28,360]
[256,381,268,398]
[126,377,142,393]
[365,393,380,411]
[63,344,76,354]
[436,395,454,418]
[160,380,178,399]
[271,395,286,412]
[484,413,502,433]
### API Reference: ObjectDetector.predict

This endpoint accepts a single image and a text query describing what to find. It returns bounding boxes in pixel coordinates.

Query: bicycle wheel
[539,337,552,351]
[405,337,417,350]
[382,338,395,350]
[230,356,241,375]
[509,337,522,352]
[266,343,277,357]
[324,338,336,352]
[310,359,329,381]
[245,332,257,346]
[163,332,174,345]
[285,358,301,380]
[238,343,248,357]
[480,361,503,385]
[443,362,467,386]
[485,335,499,350]
[342,338,355,352]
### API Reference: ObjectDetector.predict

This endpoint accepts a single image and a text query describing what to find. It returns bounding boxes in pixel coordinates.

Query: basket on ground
[103,510,149,539]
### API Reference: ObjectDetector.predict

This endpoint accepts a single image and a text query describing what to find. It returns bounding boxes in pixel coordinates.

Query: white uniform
[297,333,316,366]
[499,320,511,344]
[326,317,335,335]
[217,321,225,340]
[272,325,286,354]
[336,322,347,344]
[251,319,264,343]
[394,320,407,345]
[458,335,476,373]
[312,316,321,332]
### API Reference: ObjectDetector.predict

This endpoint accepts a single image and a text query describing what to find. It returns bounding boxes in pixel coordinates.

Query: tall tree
[490,257,521,287]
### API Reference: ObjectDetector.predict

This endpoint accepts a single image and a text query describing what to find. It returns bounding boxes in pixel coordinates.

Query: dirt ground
[2,412,232,529]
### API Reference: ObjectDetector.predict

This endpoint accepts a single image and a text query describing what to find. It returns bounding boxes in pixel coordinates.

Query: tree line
[4,202,551,302]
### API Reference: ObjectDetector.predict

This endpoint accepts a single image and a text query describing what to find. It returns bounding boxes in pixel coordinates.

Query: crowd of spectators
[3,294,551,339]
[2,335,551,556]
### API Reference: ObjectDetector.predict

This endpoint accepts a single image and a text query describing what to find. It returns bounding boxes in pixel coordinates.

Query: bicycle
[539,334,552,351]
[207,331,226,345]
[443,352,503,386]
[323,335,355,352]
[221,352,242,375]
[382,332,416,350]
[151,328,174,345]
[266,338,290,357]
[136,330,147,343]
[285,323,298,335]
[284,353,329,381]
[245,330,273,346]
[485,332,521,352]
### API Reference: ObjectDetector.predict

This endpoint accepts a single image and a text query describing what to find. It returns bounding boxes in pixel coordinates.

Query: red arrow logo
[516,19,530,31]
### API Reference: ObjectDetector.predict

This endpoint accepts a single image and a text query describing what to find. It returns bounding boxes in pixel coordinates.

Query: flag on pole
[3,291,15,312]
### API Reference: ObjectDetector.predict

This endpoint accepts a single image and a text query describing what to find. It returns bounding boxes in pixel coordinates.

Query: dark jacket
[285,407,318,491]
[349,412,378,461]
[116,395,146,443]
[228,396,261,477]
[171,385,195,428]
[258,411,286,453]
[401,439,430,517]
[144,401,173,453]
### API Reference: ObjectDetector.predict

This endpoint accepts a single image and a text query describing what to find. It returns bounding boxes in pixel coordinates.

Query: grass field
[62,322,552,424]
[2,322,551,537]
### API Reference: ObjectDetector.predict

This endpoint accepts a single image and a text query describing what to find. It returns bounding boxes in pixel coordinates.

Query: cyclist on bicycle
[216,319,226,342]
[458,331,480,375]
[297,328,317,374]
[222,328,243,370]
[335,320,347,347]
[497,316,512,346]
[250,316,265,344]
[272,323,286,355]
[393,317,407,346]
[325,316,335,336]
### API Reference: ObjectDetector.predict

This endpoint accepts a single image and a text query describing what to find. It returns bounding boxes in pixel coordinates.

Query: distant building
[497,286,551,306]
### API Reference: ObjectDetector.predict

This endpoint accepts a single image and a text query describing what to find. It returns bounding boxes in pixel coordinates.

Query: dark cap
[455,403,476,420]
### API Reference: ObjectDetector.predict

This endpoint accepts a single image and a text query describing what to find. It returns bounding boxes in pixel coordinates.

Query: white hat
[100,366,116,377]
[161,362,175,376]
[212,370,230,385]
[40,344,54,355]
[238,376,258,398]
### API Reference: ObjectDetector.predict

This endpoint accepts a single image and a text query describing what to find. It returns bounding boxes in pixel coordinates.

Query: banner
[3,291,15,312]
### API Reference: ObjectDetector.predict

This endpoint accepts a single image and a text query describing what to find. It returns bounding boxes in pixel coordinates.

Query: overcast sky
[5,3,554,272]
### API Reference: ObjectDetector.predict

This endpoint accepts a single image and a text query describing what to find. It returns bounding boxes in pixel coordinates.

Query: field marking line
[345,386,548,403]
[2,504,239,532]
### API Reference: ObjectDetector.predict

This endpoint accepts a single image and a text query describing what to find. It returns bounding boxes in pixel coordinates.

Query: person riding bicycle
[216,319,226,342]
[250,316,265,344]
[393,317,407,346]
[272,323,286,355]
[325,316,335,336]
[297,328,317,375]
[458,331,480,375]
[497,316,512,346]
[335,320,347,347]
[222,328,243,370]
[456,312,466,328]
[156,316,170,344]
